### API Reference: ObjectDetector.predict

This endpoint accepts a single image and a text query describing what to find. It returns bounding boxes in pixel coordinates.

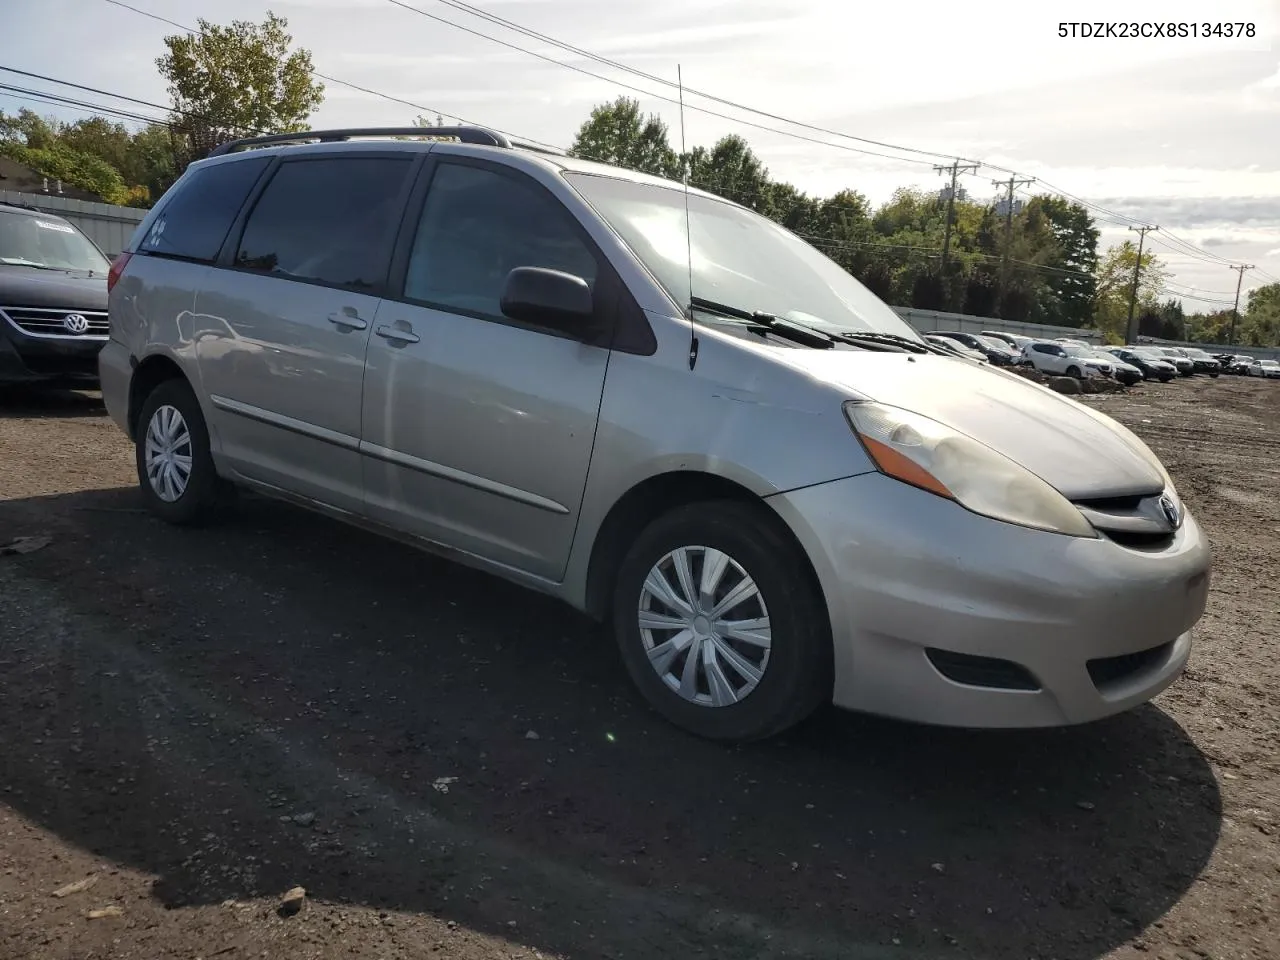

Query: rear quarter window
[135,156,271,263]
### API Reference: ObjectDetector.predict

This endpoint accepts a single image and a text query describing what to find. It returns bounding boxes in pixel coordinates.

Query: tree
[0,109,130,203]
[1241,282,1280,346]
[687,135,771,211]
[157,11,324,141]
[568,97,678,178]
[1093,241,1169,340]
[1022,196,1098,327]
[1138,298,1185,340]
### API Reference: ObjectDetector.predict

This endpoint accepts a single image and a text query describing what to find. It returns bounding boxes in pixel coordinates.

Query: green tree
[1093,241,1169,340]
[1020,196,1098,327]
[1240,282,1280,346]
[687,135,771,211]
[1185,309,1233,344]
[568,97,678,178]
[157,11,324,139]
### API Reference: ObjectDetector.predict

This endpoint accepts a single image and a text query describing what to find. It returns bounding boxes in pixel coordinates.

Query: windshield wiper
[836,330,940,355]
[690,296,835,349]
[0,259,60,271]
[689,297,923,353]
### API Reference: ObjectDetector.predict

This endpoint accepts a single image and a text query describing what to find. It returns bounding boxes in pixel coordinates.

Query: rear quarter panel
[108,255,211,437]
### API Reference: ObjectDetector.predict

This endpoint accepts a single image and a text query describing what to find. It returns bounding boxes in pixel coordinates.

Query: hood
[774,350,1166,499]
[0,267,108,311]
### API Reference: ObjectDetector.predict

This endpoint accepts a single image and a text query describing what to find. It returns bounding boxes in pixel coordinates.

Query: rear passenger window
[235,157,414,292]
[138,157,270,262]
[403,162,597,319]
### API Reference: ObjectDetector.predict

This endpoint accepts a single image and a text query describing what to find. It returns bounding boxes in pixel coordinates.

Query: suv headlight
[843,401,1097,538]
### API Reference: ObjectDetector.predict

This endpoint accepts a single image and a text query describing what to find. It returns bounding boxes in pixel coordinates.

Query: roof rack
[207,126,513,158]
[0,199,43,213]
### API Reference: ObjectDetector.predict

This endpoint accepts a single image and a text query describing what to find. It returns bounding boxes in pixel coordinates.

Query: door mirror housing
[500,267,595,336]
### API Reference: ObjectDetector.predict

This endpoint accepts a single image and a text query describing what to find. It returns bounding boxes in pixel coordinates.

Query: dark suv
[0,201,110,386]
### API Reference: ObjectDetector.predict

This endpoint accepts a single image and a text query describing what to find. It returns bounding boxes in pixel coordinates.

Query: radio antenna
[677,64,698,370]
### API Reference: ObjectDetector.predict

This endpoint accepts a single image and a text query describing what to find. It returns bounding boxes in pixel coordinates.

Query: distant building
[0,157,106,202]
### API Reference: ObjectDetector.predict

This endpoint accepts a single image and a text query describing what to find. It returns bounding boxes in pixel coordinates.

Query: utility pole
[1229,264,1254,345]
[992,175,1035,282]
[1125,225,1158,344]
[934,160,980,274]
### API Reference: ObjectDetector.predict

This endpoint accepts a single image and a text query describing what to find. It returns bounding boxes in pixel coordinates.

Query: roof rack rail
[207,126,513,157]
[0,198,42,212]
[509,140,567,157]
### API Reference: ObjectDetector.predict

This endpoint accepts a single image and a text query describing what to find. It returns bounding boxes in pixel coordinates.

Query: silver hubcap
[143,404,193,503]
[637,545,772,708]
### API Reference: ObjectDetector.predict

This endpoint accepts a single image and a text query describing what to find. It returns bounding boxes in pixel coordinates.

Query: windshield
[0,209,109,272]
[564,172,922,342]
[975,335,1009,351]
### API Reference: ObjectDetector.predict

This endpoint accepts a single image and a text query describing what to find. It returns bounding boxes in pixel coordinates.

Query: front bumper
[0,316,105,384]
[768,473,1211,728]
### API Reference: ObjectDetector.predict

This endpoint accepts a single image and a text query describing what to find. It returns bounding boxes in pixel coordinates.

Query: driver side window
[403,162,599,320]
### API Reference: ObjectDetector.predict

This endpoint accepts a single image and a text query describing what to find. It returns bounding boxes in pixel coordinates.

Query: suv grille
[0,306,109,339]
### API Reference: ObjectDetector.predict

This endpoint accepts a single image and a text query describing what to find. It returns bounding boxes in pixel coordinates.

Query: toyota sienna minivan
[100,127,1211,741]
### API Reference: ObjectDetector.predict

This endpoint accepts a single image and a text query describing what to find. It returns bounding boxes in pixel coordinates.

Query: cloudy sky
[6,0,1280,310]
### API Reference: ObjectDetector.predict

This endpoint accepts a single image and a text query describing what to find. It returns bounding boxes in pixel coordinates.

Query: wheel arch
[581,469,829,627]
[127,352,190,441]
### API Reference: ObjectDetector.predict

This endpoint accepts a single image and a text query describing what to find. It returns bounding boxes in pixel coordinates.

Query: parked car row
[1208,352,1280,377]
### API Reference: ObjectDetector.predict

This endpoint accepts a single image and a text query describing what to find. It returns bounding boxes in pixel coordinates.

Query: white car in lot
[1023,340,1109,379]
[1252,358,1280,379]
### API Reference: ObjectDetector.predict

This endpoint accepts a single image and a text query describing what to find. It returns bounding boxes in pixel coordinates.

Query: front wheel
[611,501,832,742]
[1066,365,1082,378]
[135,377,231,525]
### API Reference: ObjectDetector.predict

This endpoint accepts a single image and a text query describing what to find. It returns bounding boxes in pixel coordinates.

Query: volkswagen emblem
[62,313,90,334]
[1158,495,1181,528]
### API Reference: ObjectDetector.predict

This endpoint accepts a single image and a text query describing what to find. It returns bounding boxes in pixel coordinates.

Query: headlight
[843,401,1098,538]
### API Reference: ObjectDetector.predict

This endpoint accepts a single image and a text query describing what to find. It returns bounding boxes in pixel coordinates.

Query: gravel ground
[0,376,1276,960]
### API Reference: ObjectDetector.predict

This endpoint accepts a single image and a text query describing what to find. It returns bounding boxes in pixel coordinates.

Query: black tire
[134,377,231,526]
[1066,365,1082,379]
[611,500,832,742]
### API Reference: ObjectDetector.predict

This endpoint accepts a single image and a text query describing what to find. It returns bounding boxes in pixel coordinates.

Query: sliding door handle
[375,322,420,345]
[327,310,368,331]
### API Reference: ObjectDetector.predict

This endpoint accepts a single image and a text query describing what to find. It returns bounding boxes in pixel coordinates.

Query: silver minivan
[100,127,1211,741]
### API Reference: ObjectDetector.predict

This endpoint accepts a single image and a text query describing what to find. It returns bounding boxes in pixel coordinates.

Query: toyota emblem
[62,313,90,334]
[1158,495,1180,528]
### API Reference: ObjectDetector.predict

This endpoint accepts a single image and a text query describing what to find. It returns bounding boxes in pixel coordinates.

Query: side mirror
[500,267,594,335]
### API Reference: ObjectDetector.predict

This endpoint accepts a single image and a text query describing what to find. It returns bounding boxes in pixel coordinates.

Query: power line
[1126,225,1158,343]
[1229,264,1255,344]
[0,83,168,127]
[98,0,562,151]
[934,161,980,272]
[394,0,971,167]
[382,0,941,168]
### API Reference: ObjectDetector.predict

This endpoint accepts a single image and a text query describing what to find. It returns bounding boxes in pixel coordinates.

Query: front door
[194,153,418,513]
[360,158,612,581]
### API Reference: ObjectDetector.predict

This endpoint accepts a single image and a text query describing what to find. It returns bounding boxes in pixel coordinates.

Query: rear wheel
[611,500,832,742]
[135,377,231,525]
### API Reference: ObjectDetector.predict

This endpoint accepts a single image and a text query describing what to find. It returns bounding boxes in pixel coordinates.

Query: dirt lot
[0,375,1277,960]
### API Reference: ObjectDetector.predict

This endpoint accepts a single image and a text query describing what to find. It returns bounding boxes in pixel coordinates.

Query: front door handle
[375,322,420,345]
[327,309,367,331]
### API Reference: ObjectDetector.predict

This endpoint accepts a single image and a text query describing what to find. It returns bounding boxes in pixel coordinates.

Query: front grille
[926,648,1041,691]
[1073,491,1179,549]
[1087,641,1174,691]
[0,305,109,339]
